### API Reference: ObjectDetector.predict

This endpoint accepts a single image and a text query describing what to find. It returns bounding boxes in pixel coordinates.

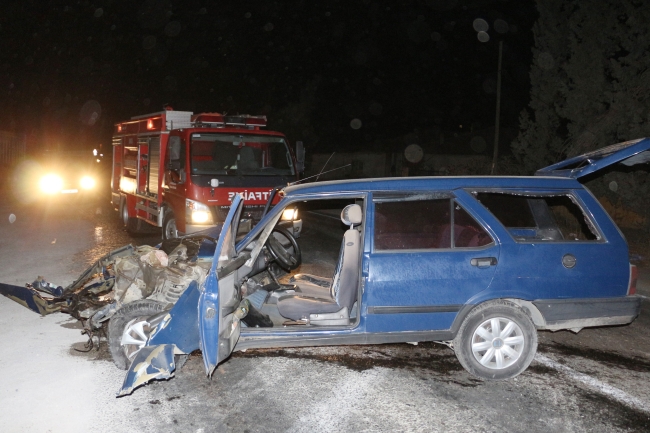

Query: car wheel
[162,209,179,240]
[108,300,166,370]
[120,197,143,234]
[453,300,537,380]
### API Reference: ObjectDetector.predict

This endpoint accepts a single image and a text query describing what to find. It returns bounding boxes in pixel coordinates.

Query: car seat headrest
[341,204,362,227]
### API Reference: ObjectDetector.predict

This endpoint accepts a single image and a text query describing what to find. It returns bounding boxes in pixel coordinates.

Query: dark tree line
[512,0,650,228]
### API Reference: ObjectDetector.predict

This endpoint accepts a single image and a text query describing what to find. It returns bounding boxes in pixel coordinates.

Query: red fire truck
[111,109,304,239]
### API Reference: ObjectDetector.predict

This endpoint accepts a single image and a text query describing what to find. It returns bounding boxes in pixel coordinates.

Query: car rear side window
[374,198,492,250]
[475,192,600,242]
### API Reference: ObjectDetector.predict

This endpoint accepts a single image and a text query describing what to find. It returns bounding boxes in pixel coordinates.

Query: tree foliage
[512,0,650,229]
[513,0,650,172]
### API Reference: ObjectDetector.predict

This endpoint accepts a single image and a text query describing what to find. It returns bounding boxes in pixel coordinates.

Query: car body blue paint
[119,344,176,396]
[148,281,201,354]
[120,140,646,393]
[199,194,244,376]
[233,152,639,337]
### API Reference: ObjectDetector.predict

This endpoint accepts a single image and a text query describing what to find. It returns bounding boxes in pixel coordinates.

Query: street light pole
[491,40,503,175]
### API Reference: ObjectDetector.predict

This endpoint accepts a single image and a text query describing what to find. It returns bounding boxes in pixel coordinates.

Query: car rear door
[365,191,501,333]
[199,194,244,376]
[473,188,630,299]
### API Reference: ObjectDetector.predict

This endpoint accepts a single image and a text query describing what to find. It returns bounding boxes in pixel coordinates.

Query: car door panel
[199,194,244,376]
[364,192,500,333]
[477,189,630,300]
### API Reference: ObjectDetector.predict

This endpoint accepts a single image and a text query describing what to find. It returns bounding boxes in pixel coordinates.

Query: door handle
[470,257,498,268]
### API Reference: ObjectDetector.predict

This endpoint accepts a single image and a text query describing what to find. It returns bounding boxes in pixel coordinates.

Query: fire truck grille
[216,205,265,222]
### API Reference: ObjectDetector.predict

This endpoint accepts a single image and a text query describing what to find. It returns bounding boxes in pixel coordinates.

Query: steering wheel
[266,226,302,271]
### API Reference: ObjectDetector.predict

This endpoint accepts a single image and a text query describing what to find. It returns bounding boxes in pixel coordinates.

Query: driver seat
[276,204,362,325]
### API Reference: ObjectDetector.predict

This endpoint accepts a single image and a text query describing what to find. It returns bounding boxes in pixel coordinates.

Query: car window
[475,192,600,242]
[374,198,492,250]
[453,204,493,247]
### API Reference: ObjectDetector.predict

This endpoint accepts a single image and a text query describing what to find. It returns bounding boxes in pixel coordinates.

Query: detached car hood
[535,137,650,179]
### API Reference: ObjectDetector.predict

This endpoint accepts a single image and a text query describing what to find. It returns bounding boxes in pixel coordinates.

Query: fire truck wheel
[163,210,179,240]
[121,197,143,234]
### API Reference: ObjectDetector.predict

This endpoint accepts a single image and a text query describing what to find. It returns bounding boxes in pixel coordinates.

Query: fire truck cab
[111,109,303,239]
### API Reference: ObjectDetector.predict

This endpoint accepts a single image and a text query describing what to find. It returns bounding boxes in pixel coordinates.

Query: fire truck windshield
[190,133,295,176]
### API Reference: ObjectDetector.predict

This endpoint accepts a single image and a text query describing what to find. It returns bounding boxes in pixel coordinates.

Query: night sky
[0,0,537,155]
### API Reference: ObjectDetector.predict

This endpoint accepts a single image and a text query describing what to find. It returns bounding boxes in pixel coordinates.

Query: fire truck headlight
[186,199,213,225]
[281,207,298,221]
[40,174,63,194]
[192,211,211,224]
[80,176,95,189]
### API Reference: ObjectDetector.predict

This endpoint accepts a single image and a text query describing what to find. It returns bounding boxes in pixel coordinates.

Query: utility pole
[491,40,503,175]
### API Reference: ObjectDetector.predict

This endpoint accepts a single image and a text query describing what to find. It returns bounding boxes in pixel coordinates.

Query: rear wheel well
[502,298,546,328]
[451,298,546,338]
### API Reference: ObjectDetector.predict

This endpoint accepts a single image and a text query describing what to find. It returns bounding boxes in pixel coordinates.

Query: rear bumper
[533,296,643,331]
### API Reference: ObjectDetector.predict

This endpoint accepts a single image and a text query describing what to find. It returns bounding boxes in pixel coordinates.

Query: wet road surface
[1,191,649,432]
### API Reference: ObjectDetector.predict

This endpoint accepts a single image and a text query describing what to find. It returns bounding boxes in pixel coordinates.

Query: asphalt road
[0,191,649,433]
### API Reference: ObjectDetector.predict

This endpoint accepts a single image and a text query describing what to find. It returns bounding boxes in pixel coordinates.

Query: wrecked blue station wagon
[2,139,647,395]
[107,138,647,395]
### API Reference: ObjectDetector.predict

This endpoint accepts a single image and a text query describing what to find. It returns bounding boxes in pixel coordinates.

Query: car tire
[108,300,166,370]
[120,197,143,234]
[453,300,537,380]
[162,209,179,240]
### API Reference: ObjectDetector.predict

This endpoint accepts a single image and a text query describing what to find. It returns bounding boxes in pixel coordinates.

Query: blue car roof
[282,138,650,196]
[283,175,581,197]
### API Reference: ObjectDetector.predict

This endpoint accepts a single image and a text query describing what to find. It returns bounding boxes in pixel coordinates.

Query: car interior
[373,198,493,250]
[239,197,364,328]
[475,192,599,242]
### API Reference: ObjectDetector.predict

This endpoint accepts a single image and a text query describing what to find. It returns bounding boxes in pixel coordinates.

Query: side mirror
[295,141,305,173]
[169,168,185,184]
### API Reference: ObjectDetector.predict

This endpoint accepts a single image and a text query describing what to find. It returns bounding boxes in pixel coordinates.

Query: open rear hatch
[535,138,650,179]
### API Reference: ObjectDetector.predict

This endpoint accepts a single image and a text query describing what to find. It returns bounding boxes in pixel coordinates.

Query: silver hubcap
[471,317,525,370]
[165,217,178,239]
[120,318,151,361]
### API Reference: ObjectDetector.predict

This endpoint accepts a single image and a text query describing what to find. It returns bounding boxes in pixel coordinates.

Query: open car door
[199,194,244,376]
[535,138,650,179]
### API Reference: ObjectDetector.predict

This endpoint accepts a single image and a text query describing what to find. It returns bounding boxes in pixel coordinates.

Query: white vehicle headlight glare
[40,174,63,194]
[281,208,298,221]
[80,176,95,189]
[186,199,213,224]
[192,211,210,223]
